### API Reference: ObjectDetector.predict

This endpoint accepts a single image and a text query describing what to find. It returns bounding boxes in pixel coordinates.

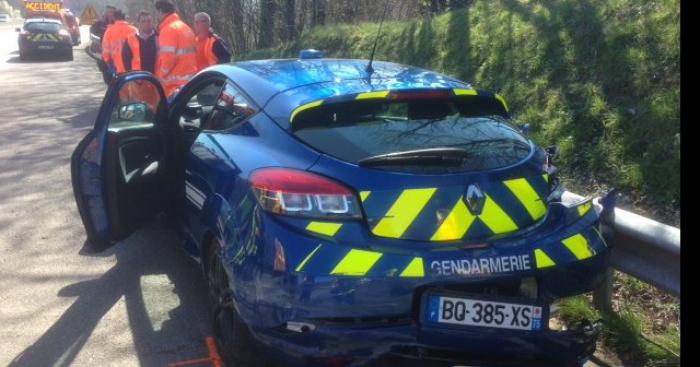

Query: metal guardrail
[562,191,680,308]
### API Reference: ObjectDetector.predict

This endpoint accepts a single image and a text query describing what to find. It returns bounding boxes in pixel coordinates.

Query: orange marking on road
[167,336,224,367]
[206,336,224,367]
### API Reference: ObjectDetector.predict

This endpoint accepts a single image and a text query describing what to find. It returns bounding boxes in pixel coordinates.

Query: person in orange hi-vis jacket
[193,12,232,71]
[154,0,198,100]
[101,9,137,76]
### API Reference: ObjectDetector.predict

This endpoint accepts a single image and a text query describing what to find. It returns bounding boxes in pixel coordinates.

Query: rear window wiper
[358,147,471,167]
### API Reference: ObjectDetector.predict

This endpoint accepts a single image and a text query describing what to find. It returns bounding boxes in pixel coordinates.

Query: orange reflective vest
[156,13,198,98]
[125,32,142,71]
[196,32,218,71]
[102,20,137,74]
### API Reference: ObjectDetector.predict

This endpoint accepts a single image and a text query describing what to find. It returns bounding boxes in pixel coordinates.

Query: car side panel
[182,112,320,263]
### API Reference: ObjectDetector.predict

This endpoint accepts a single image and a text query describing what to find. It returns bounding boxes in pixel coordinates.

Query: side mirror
[519,123,530,136]
[118,102,148,122]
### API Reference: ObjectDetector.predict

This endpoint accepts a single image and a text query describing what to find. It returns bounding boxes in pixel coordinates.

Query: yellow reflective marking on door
[290,100,323,122]
[562,234,593,260]
[534,249,556,268]
[372,188,437,238]
[543,173,549,183]
[360,191,371,202]
[479,195,519,234]
[295,244,322,272]
[431,199,476,241]
[578,202,592,217]
[399,257,425,277]
[306,222,342,236]
[331,249,383,276]
[453,88,478,96]
[504,178,547,220]
[355,91,389,100]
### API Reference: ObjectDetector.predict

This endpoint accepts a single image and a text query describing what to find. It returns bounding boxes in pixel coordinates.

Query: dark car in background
[16,18,73,61]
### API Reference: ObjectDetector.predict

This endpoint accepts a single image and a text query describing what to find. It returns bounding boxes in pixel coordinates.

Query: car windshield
[25,22,61,33]
[292,98,531,172]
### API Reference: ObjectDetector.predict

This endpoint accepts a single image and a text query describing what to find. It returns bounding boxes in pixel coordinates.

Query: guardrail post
[593,267,614,313]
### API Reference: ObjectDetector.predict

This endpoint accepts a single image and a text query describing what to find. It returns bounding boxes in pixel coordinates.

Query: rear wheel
[205,239,256,366]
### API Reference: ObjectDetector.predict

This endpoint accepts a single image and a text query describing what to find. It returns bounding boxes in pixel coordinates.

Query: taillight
[251,168,362,219]
[388,90,453,101]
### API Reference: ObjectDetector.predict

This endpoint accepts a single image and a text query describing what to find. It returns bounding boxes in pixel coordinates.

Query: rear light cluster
[251,168,362,220]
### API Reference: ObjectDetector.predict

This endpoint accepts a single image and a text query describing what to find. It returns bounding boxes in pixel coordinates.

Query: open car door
[71,72,176,252]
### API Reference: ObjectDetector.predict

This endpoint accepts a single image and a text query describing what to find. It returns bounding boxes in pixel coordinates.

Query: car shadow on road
[8,226,213,367]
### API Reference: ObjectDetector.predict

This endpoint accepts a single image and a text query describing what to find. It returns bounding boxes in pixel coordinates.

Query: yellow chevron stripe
[295,244,322,272]
[331,249,383,276]
[399,257,425,277]
[360,191,371,202]
[504,178,547,220]
[290,100,323,122]
[306,222,342,236]
[356,91,389,100]
[453,88,478,96]
[543,173,549,183]
[534,249,556,268]
[431,199,476,241]
[495,93,509,111]
[578,202,592,217]
[479,195,519,234]
[562,234,593,260]
[372,188,437,238]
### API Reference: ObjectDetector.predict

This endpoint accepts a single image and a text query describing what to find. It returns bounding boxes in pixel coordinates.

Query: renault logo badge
[464,184,486,215]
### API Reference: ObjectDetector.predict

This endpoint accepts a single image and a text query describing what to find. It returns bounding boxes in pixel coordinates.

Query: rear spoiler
[290,88,510,124]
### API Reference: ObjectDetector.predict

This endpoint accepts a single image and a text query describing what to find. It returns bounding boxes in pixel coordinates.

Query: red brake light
[388,90,453,101]
[251,168,362,219]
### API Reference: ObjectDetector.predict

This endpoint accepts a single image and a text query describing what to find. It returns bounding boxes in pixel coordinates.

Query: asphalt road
[0,23,214,366]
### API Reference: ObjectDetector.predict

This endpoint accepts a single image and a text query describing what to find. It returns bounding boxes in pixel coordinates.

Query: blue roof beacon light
[299,49,323,60]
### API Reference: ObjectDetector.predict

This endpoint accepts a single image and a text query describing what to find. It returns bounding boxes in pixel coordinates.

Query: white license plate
[426,295,543,331]
[38,45,55,49]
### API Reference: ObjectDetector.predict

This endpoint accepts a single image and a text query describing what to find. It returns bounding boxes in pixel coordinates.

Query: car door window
[203,81,257,131]
[179,81,224,131]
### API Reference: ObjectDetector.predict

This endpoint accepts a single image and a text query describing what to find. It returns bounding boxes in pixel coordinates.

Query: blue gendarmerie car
[71,53,616,367]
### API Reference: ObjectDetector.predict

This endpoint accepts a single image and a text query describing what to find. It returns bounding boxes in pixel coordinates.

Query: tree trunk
[258,0,276,48]
[282,0,296,41]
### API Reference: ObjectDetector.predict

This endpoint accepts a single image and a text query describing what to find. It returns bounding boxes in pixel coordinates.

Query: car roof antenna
[366,0,391,77]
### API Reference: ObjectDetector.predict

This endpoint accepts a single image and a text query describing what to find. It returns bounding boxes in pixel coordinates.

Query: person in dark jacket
[90,5,116,84]
[122,11,158,74]
[193,12,232,71]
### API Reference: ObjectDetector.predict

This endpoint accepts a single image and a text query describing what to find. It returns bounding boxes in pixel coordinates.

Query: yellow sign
[25,1,61,12]
[80,4,99,26]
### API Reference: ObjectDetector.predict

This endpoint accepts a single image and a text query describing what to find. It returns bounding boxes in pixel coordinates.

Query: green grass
[554,274,680,366]
[240,0,680,209]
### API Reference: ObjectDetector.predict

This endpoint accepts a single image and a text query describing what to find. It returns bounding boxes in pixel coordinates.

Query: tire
[64,50,73,61]
[205,240,257,367]
[19,51,27,61]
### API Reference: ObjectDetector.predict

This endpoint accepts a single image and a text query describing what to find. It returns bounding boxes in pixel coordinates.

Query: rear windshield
[25,22,61,33]
[292,98,531,172]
